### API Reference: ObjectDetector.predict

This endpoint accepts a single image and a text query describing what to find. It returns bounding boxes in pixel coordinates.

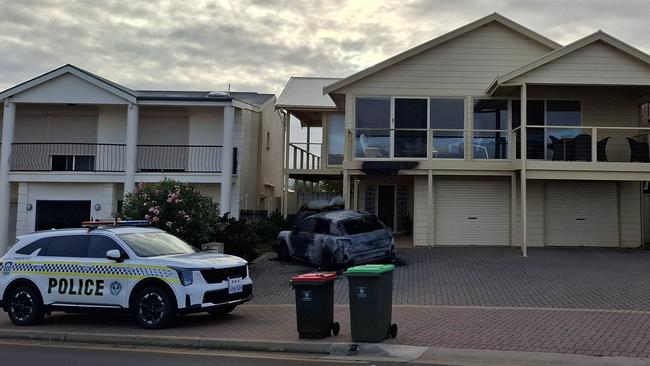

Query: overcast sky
[0,0,648,97]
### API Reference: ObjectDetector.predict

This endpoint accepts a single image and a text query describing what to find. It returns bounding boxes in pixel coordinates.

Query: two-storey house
[277,13,650,254]
[0,65,284,252]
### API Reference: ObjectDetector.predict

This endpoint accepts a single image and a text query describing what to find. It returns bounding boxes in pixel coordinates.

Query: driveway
[250,246,650,310]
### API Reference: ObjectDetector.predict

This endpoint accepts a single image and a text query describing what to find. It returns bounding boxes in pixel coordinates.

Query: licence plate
[228,277,243,294]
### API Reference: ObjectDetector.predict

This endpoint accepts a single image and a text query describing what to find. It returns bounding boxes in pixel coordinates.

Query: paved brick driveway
[251,247,650,310]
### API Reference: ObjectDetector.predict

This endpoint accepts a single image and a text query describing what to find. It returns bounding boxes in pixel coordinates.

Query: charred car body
[277,210,396,268]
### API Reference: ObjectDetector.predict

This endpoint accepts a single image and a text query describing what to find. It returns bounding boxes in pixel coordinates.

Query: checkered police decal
[11,261,179,283]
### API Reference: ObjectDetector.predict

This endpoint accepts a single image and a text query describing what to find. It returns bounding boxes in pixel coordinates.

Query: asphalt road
[0,341,411,366]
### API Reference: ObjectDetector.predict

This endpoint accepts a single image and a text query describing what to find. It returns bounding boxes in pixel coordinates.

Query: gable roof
[0,64,275,109]
[0,64,137,102]
[323,13,561,95]
[490,30,650,91]
[277,77,341,110]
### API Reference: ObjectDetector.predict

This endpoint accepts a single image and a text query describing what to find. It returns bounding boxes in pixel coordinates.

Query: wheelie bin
[291,272,340,339]
[344,264,397,342]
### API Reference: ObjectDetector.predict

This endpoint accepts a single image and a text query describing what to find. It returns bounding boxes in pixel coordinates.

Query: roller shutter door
[434,178,510,246]
[544,181,619,247]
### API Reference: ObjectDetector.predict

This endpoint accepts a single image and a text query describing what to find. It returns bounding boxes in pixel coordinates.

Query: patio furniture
[597,137,610,162]
[573,134,592,161]
[627,137,650,162]
[549,135,575,161]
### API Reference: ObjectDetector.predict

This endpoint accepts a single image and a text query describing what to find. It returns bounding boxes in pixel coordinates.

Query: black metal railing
[240,209,269,222]
[136,145,228,173]
[10,143,126,172]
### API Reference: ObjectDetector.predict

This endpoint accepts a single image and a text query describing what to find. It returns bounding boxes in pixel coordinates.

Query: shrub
[212,215,260,261]
[121,180,219,247]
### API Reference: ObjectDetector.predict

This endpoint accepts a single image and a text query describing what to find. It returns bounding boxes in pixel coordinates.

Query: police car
[0,224,253,329]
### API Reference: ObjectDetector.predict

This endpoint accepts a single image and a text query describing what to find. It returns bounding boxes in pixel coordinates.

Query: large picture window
[473,99,508,159]
[355,97,390,158]
[327,114,344,165]
[394,98,427,157]
[431,99,464,158]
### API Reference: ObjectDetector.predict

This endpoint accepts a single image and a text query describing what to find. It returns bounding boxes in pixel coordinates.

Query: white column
[343,170,350,210]
[520,84,528,257]
[220,106,235,215]
[282,112,290,217]
[427,169,434,246]
[0,100,16,253]
[124,103,139,194]
[353,178,359,210]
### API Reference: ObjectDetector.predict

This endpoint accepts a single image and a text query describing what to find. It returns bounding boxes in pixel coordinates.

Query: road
[0,341,413,366]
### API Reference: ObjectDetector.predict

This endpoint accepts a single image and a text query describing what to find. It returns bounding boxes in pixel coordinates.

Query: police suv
[0,225,253,329]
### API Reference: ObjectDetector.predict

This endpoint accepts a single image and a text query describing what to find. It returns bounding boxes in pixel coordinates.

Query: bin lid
[344,264,395,276]
[291,272,337,284]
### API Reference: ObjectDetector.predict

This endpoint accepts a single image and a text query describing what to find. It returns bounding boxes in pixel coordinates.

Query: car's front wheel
[7,284,45,326]
[133,286,176,329]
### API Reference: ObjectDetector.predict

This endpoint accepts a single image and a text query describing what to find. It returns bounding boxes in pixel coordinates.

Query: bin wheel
[331,322,340,336]
[389,323,398,338]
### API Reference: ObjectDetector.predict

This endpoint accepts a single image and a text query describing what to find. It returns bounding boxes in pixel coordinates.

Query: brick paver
[252,247,650,310]
[2,247,650,358]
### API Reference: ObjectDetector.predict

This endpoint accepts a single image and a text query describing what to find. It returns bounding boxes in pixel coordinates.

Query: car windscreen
[341,216,385,235]
[118,232,197,258]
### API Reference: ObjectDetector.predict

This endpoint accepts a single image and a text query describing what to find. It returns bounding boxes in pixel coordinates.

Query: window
[512,100,546,159]
[119,232,196,258]
[45,235,88,257]
[394,98,427,157]
[15,238,52,256]
[312,219,330,235]
[88,235,127,258]
[295,218,316,233]
[547,101,581,126]
[327,114,345,165]
[355,97,390,158]
[342,216,384,235]
[51,155,95,171]
[431,99,464,159]
[473,100,508,159]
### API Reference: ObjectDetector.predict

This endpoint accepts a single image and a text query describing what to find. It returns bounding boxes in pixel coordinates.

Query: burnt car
[277,210,396,268]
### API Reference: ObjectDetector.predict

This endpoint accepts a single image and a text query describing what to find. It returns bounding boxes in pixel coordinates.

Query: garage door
[544,181,619,247]
[434,178,510,246]
[35,200,91,231]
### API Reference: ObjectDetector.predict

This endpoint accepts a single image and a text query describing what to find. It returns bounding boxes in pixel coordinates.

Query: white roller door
[544,181,619,247]
[434,178,510,246]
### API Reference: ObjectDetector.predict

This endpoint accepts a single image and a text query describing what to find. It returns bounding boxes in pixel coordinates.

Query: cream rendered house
[278,13,650,254]
[0,65,284,252]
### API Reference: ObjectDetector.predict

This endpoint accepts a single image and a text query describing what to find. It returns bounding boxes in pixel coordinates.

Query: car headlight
[171,267,194,286]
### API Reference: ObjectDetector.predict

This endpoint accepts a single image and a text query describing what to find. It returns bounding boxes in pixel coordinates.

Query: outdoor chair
[597,137,610,162]
[573,134,592,161]
[549,135,575,161]
[627,137,650,162]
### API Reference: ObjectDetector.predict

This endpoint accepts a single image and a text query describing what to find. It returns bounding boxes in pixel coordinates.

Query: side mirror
[106,249,123,262]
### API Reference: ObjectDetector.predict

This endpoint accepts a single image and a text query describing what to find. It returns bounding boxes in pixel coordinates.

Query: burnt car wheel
[277,240,290,261]
[134,286,176,329]
[7,285,45,326]
[320,251,336,270]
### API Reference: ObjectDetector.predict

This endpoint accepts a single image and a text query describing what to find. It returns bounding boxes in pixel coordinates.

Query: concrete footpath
[1,303,650,365]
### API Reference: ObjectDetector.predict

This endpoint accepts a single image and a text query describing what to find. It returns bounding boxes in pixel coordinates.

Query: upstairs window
[430,99,464,159]
[473,99,508,159]
[394,98,427,158]
[355,97,390,158]
[327,114,345,165]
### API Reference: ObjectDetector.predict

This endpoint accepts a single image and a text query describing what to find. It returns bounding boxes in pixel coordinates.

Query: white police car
[0,225,252,329]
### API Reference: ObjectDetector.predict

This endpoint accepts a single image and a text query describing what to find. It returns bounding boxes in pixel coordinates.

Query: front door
[377,185,395,230]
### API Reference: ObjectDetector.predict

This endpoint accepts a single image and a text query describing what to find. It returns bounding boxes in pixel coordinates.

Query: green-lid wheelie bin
[291,272,340,339]
[344,264,397,342]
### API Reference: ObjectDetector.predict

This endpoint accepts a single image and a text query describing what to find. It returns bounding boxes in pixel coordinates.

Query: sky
[0,0,649,98]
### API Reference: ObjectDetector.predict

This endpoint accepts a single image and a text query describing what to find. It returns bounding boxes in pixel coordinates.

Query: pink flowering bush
[121,179,220,247]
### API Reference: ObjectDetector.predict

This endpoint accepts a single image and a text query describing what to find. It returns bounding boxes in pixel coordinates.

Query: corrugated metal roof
[276,77,341,109]
[136,90,275,106]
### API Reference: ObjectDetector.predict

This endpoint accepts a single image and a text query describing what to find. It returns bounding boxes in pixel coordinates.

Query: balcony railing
[137,145,227,173]
[520,126,650,163]
[9,143,237,174]
[10,143,126,172]
[289,143,321,170]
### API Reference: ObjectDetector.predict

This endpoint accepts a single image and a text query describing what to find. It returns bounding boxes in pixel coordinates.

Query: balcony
[9,143,236,174]
[288,143,322,170]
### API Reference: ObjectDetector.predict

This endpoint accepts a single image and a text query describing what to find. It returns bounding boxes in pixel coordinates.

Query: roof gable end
[323,13,561,95]
[0,64,137,103]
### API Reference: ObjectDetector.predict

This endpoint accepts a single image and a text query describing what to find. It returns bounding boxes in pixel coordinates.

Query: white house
[0,65,284,252]
[277,13,650,254]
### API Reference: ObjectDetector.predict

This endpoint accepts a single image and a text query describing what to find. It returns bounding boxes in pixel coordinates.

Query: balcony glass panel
[432,131,464,159]
[395,130,427,158]
[474,99,508,130]
[327,114,344,165]
[355,130,390,158]
[473,132,508,159]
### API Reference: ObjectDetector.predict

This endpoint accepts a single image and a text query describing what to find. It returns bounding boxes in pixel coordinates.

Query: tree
[121,180,220,247]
